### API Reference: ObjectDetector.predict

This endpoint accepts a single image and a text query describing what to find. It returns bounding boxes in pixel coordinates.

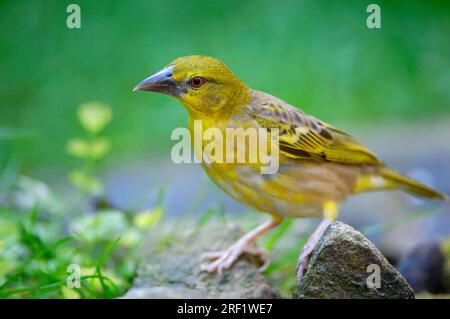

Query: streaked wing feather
[247,91,382,166]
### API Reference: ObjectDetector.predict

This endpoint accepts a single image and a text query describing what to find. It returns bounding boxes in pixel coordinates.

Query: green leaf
[197,206,217,227]
[263,218,294,251]
[60,285,81,299]
[66,138,90,158]
[133,207,163,230]
[120,228,141,248]
[66,137,110,160]
[95,266,110,297]
[89,137,111,159]
[98,236,121,269]
[70,211,128,243]
[46,236,73,251]
[77,102,112,134]
[39,280,66,290]
[68,170,102,194]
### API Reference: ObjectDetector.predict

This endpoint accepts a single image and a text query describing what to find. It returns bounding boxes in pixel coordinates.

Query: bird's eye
[190,76,205,88]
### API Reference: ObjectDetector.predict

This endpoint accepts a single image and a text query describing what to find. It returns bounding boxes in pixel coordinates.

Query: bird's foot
[296,217,334,285]
[200,240,269,273]
[296,242,315,284]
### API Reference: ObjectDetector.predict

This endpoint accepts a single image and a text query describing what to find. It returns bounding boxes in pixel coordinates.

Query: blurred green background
[1,0,449,176]
[1,0,450,299]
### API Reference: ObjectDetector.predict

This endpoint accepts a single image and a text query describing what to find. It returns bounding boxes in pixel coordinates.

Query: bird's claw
[200,242,269,273]
[296,242,315,284]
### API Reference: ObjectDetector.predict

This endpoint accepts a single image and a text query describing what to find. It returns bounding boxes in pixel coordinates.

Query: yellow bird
[134,55,447,283]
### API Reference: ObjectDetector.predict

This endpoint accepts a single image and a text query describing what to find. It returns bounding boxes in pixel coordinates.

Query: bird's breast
[187,117,360,218]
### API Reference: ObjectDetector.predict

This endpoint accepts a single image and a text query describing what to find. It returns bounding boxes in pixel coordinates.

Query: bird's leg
[296,201,338,284]
[200,217,282,273]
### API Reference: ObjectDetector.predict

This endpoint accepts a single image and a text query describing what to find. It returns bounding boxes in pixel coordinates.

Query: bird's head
[133,55,250,118]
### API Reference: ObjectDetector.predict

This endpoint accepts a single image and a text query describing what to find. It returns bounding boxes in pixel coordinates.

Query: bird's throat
[182,84,251,121]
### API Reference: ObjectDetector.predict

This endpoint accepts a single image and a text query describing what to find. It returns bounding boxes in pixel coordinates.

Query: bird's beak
[133,65,186,97]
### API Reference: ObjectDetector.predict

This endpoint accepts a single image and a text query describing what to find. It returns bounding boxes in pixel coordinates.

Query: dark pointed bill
[133,66,186,96]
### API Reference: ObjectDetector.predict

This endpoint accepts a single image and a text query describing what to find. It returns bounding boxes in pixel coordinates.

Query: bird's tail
[380,168,448,201]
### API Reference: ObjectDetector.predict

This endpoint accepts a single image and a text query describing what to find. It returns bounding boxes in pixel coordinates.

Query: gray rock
[296,221,415,299]
[121,224,278,299]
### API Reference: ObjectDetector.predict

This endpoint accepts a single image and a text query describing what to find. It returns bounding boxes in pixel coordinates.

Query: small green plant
[66,102,112,197]
[0,190,166,298]
[0,102,167,299]
[0,206,124,298]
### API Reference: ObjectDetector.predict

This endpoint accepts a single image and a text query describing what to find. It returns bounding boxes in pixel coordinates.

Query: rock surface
[122,224,278,299]
[296,221,415,299]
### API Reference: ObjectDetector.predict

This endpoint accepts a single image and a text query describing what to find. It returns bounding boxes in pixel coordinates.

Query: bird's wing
[246,91,382,165]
